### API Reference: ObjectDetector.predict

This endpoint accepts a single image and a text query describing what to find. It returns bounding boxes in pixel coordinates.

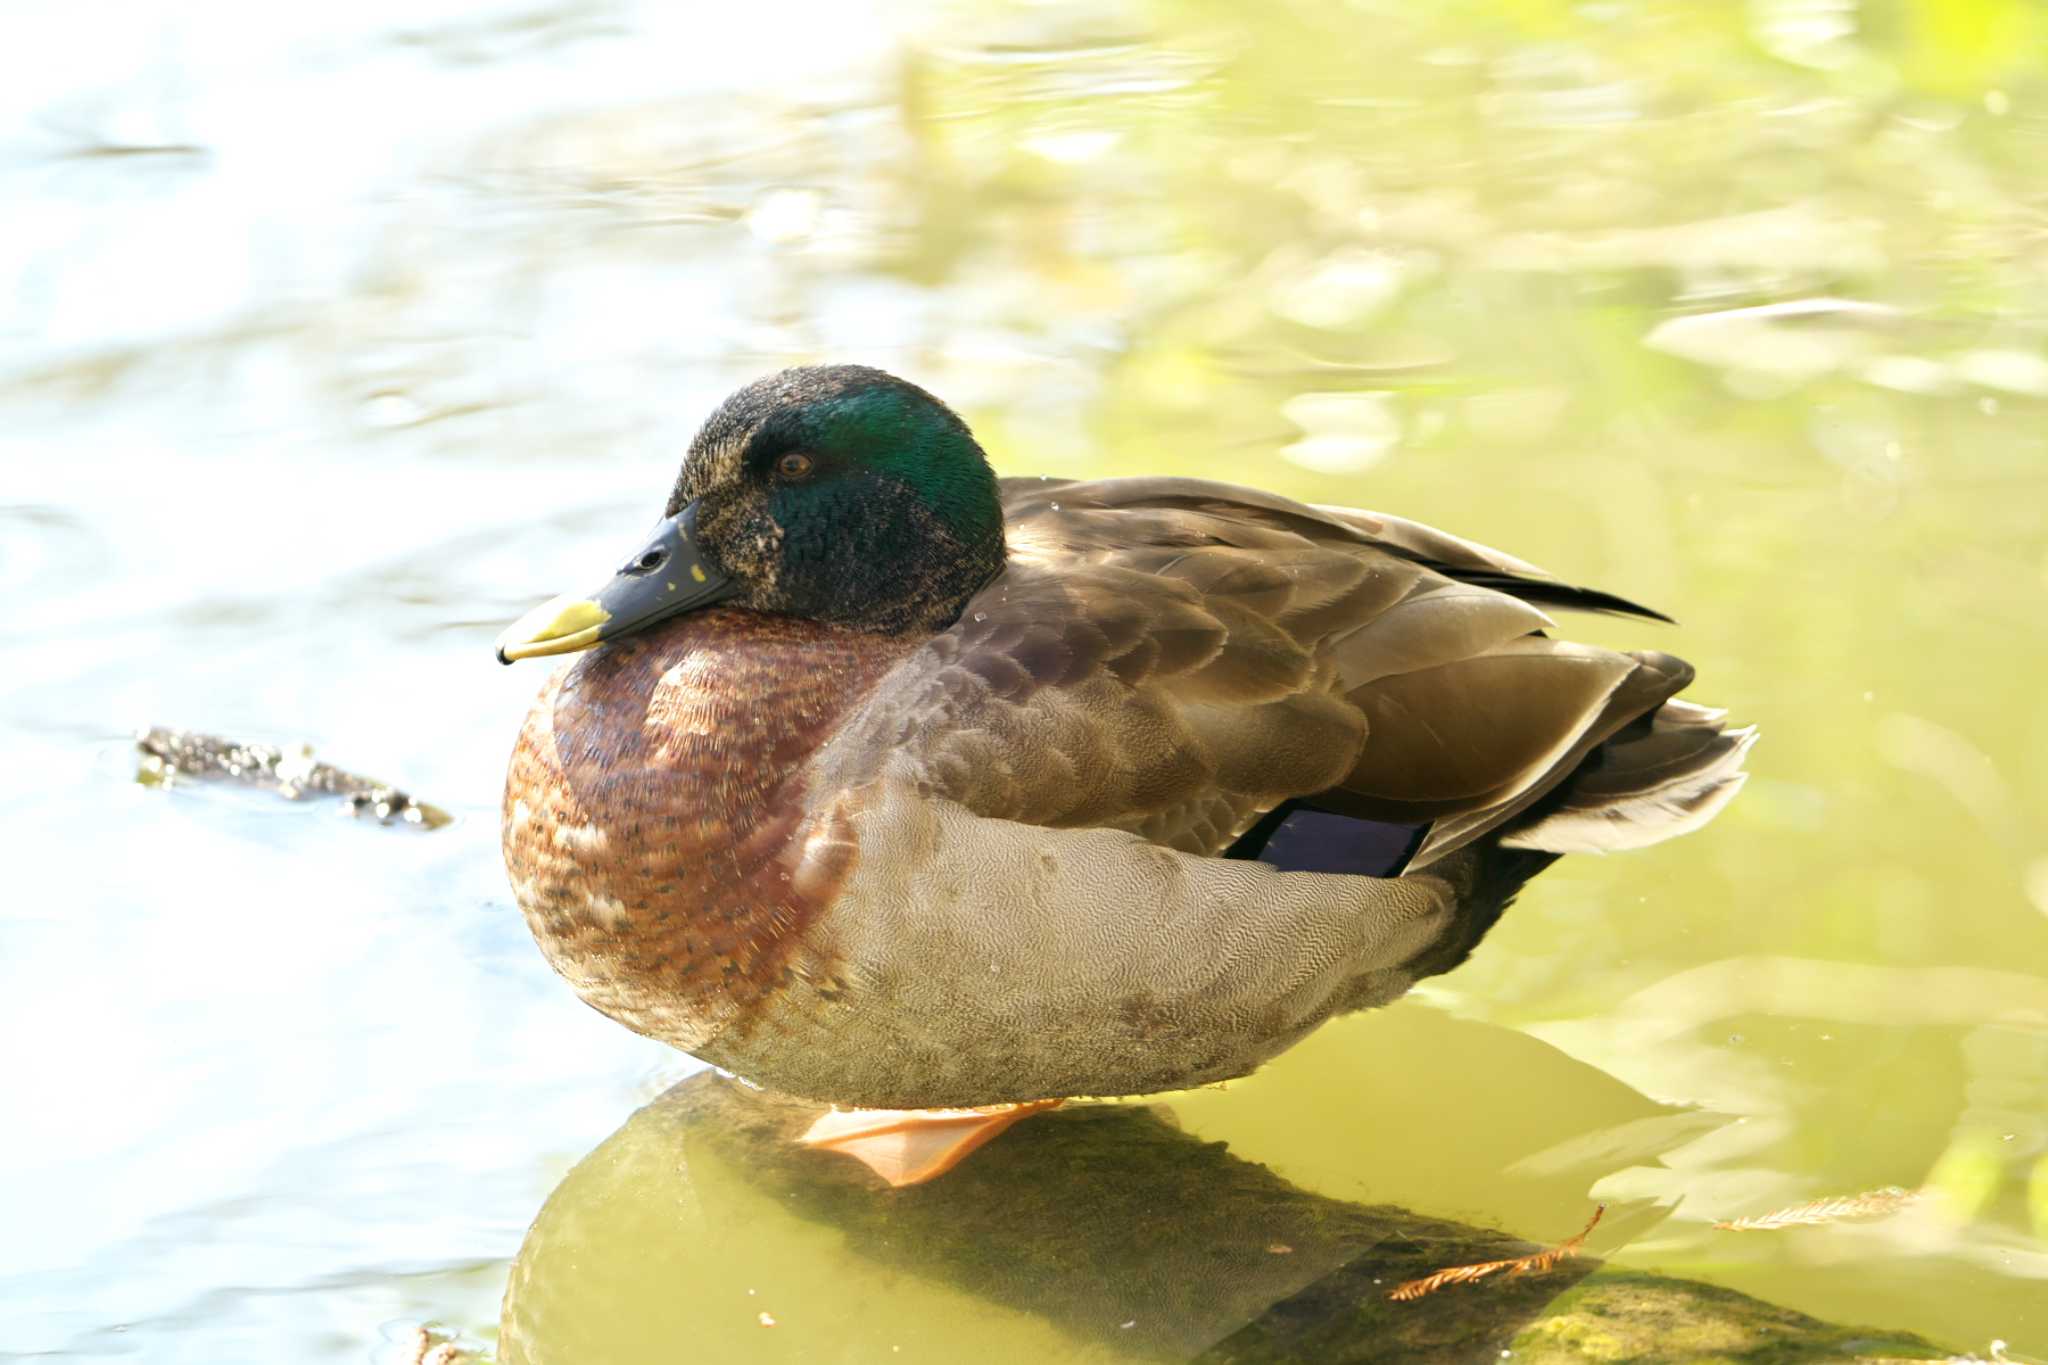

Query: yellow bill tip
[496,595,611,663]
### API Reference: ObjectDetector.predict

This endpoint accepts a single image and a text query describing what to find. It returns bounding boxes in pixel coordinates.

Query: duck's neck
[502,609,919,1049]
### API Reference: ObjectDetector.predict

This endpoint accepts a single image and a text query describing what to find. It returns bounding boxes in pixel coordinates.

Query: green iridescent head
[669,366,1007,634]
[495,366,1008,661]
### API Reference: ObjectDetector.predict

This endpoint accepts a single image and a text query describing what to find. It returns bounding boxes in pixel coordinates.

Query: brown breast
[501,609,919,1052]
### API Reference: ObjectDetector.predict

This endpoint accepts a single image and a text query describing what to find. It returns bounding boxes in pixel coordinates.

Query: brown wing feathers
[836,476,1742,870]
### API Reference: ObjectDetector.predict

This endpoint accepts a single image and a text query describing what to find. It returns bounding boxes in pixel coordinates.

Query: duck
[497,364,1752,1185]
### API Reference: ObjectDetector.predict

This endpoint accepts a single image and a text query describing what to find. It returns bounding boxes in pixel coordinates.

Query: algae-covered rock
[500,1073,1595,1363]
[1511,1273,1951,1364]
[496,1073,1959,1364]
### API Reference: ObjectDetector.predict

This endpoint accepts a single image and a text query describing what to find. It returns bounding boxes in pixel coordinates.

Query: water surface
[5,0,2046,1359]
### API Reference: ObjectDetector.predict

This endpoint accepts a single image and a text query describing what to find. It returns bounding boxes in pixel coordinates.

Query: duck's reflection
[499,1073,1595,1364]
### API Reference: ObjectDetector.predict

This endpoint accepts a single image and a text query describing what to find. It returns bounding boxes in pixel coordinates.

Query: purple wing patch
[1225,803,1428,878]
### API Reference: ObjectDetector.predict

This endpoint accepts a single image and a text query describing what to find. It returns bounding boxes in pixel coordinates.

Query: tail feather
[1501,702,1756,855]
[1399,700,1751,979]
[1404,649,1700,868]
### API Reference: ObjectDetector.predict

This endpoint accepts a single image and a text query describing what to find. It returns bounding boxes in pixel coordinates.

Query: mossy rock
[1511,1273,1951,1365]
[499,1074,1955,1364]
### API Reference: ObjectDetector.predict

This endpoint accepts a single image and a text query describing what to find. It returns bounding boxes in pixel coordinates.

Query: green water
[5,0,2045,1359]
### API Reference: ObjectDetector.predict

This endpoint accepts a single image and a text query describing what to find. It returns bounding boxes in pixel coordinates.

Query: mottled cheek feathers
[669,366,1008,636]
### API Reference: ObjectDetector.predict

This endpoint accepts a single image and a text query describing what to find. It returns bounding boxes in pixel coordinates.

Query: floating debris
[135,726,451,829]
[1389,1205,1604,1302]
[1712,1185,1921,1232]
[406,1325,476,1365]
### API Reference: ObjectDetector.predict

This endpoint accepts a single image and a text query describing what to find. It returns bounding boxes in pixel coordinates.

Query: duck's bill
[496,502,737,664]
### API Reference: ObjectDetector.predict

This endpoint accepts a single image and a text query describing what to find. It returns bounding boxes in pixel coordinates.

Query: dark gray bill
[496,501,736,664]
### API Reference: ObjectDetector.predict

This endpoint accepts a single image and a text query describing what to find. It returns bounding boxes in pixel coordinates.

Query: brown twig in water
[1712,1185,1920,1232]
[1389,1204,1604,1302]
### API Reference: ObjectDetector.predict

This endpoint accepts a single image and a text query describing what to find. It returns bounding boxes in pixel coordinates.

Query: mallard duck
[498,365,1751,1184]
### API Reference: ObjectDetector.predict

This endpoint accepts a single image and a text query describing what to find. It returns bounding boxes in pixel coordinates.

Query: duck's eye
[776,452,815,480]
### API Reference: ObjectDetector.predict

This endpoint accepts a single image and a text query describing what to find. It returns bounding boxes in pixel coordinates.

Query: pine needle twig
[1712,1185,1919,1232]
[1389,1205,1604,1303]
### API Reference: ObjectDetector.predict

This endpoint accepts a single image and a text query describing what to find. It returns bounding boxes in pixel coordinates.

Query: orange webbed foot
[797,1100,1064,1187]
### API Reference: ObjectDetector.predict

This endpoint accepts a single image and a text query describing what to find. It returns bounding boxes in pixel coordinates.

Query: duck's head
[497,366,1006,662]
